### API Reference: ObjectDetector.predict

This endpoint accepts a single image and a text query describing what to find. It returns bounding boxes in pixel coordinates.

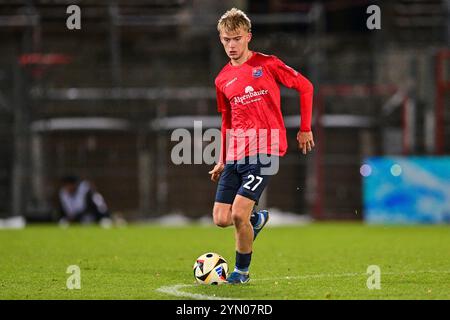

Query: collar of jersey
[228,51,256,68]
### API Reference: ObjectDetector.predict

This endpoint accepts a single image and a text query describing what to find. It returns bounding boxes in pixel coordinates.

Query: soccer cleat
[226,271,250,284]
[252,210,269,240]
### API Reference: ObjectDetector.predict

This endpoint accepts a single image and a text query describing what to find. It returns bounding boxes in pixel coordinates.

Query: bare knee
[214,216,231,228]
[216,221,230,228]
[231,195,255,228]
[231,210,248,228]
[213,204,232,228]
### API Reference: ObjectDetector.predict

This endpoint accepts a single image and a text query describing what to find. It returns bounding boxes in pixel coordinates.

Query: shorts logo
[252,66,263,78]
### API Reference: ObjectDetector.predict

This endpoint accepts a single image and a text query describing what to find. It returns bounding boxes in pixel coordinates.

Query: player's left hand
[297,131,315,155]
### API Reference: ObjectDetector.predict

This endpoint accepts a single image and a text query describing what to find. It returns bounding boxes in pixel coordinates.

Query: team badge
[252,66,263,78]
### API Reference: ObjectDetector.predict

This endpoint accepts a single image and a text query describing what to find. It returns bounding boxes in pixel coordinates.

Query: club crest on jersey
[252,66,263,78]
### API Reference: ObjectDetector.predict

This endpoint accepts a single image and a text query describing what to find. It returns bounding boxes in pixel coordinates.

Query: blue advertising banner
[363,157,450,224]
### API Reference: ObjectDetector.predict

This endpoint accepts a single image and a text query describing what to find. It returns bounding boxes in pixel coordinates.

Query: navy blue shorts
[215,155,279,204]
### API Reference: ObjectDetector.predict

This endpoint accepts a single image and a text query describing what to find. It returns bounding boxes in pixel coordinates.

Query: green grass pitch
[0,223,449,300]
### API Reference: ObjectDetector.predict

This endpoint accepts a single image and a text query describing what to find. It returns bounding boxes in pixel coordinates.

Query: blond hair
[217,8,251,33]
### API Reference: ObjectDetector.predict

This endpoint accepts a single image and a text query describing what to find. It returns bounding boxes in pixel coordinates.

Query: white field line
[155,270,450,300]
[256,269,450,282]
[156,284,235,300]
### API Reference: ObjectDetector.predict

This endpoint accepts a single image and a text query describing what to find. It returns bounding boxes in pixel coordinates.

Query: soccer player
[209,8,315,284]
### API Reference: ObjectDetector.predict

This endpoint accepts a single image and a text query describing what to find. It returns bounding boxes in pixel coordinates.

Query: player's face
[219,28,252,61]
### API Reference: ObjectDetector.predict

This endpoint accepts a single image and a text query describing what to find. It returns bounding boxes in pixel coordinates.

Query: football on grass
[193,252,228,285]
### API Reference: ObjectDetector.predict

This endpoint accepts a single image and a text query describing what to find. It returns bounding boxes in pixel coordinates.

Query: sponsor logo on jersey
[252,66,263,78]
[234,85,268,105]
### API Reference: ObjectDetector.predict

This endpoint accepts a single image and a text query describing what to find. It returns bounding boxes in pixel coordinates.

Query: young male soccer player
[209,8,315,284]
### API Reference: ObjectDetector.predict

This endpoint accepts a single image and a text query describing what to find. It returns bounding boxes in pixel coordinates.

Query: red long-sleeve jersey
[215,51,314,163]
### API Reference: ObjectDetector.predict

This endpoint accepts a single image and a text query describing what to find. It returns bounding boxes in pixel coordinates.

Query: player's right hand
[297,130,315,155]
[208,163,225,182]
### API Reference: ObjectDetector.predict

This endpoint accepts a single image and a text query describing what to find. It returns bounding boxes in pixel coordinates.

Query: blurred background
[0,0,448,225]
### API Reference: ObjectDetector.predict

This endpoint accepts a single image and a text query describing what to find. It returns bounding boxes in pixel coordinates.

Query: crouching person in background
[58,175,112,228]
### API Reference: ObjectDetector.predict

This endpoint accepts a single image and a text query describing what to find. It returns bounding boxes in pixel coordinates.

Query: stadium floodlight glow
[360,164,372,177]
[390,164,402,177]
